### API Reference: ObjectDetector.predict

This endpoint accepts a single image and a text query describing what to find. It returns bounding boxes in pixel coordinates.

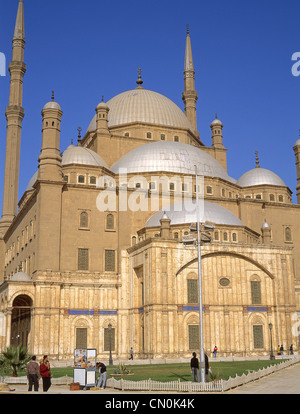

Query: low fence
[1,357,299,392]
[1,375,73,386]
[107,357,300,393]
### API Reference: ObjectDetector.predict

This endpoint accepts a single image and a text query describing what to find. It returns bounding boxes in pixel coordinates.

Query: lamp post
[108,323,113,366]
[269,322,275,360]
[195,169,206,383]
[181,168,214,382]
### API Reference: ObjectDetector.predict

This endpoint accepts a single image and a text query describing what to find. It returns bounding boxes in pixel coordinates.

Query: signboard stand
[74,349,97,389]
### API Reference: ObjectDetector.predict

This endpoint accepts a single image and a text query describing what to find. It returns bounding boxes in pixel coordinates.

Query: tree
[0,344,31,377]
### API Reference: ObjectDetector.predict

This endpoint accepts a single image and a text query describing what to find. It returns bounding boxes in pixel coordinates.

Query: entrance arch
[11,295,32,348]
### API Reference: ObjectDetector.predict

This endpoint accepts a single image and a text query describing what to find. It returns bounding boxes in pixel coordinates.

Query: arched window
[80,212,88,228]
[251,280,261,304]
[106,214,114,230]
[285,227,292,242]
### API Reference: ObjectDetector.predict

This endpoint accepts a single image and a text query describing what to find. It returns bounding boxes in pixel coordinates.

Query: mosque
[0,0,300,361]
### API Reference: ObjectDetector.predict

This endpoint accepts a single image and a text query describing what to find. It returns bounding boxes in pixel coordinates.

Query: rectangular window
[76,328,87,349]
[188,325,199,350]
[78,248,89,270]
[251,281,261,304]
[187,279,198,303]
[104,327,115,351]
[253,325,264,349]
[105,250,115,272]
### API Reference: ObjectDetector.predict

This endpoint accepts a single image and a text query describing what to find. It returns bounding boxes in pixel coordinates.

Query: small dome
[261,220,271,229]
[25,146,109,192]
[11,272,31,281]
[210,117,223,127]
[146,200,243,228]
[43,101,61,111]
[294,139,300,147]
[88,88,195,132]
[61,145,109,168]
[111,141,236,183]
[26,171,38,192]
[237,167,285,187]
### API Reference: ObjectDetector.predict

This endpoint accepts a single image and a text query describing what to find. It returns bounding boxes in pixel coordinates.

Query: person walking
[290,344,294,355]
[27,355,40,392]
[213,346,218,358]
[96,362,107,389]
[280,345,284,356]
[190,352,200,382]
[129,347,134,360]
[40,355,52,392]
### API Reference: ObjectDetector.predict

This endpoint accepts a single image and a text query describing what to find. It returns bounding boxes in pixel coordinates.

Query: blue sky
[0,0,300,205]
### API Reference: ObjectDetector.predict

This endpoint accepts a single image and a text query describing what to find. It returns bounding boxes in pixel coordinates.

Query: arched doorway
[11,295,32,348]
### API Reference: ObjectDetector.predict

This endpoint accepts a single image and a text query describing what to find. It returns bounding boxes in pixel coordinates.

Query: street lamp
[108,323,113,366]
[269,322,275,360]
[182,167,215,383]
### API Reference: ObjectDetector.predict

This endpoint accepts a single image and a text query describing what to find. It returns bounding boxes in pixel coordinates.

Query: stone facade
[0,1,300,361]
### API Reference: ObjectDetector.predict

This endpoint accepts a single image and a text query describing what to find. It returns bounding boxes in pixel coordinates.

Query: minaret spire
[182,25,199,135]
[0,0,26,233]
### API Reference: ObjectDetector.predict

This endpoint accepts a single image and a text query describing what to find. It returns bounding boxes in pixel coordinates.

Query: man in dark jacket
[190,352,200,382]
[27,355,40,392]
[96,362,107,389]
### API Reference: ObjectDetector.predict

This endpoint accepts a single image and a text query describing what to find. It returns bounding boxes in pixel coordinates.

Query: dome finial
[136,68,144,88]
[187,24,190,35]
[51,90,55,101]
[77,126,82,145]
[255,150,260,168]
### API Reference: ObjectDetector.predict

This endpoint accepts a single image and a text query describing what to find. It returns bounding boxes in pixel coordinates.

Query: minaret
[293,133,300,204]
[210,114,224,148]
[182,25,198,135]
[38,92,63,181]
[0,0,26,233]
[96,96,110,135]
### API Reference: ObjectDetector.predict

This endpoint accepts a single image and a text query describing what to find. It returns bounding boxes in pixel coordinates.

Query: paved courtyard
[1,361,300,394]
[226,361,300,394]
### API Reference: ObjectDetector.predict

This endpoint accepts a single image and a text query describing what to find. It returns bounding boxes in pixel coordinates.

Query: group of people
[26,355,52,392]
[277,344,294,355]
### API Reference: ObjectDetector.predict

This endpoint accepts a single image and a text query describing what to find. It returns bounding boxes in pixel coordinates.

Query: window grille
[106,214,114,230]
[253,325,264,349]
[187,279,198,303]
[80,212,88,228]
[78,248,89,270]
[104,327,115,351]
[105,250,115,272]
[76,328,87,349]
[188,325,199,350]
[251,281,261,304]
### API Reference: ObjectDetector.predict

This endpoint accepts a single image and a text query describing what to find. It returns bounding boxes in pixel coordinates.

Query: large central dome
[87,88,194,132]
[111,141,236,183]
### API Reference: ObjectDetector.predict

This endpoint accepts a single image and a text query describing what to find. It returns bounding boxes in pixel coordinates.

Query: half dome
[88,88,195,132]
[25,146,109,192]
[11,271,31,281]
[237,167,285,187]
[61,145,108,168]
[146,200,243,228]
[111,141,236,183]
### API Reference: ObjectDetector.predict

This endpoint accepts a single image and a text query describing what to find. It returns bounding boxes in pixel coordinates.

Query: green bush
[0,344,31,377]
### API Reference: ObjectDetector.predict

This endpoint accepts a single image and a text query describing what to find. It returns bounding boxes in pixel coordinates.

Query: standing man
[40,355,52,392]
[190,352,200,382]
[96,362,107,389]
[129,347,134,360]
[213,346,218,358]
[27,356,40,392]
